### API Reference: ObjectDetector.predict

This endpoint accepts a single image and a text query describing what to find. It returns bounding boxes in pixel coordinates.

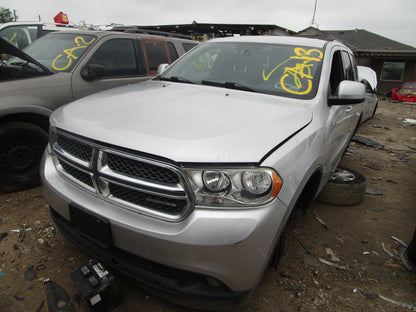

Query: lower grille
[52,131,192,221]
[109,183,186,215]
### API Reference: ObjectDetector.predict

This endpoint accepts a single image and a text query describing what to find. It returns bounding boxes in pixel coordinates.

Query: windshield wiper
[157,76,194,84]
[201,80,256,92]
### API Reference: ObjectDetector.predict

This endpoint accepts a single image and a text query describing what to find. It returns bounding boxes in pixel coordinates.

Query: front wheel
[0,122,49,192]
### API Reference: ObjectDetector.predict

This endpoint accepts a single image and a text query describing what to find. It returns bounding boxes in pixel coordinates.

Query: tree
[0,7,15,23]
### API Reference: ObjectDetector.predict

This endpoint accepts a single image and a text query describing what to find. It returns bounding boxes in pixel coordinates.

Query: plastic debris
[24,265,37,281]
[313,211,328,230]
[0,232,7,242]
[325,248,341,262]
[44,279,75,312]
[403,118,416,125]
[318,258,354,271]
[365,188,383,195]
[379,295,416,311]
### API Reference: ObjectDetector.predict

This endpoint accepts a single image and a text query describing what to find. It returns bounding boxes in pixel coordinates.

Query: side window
[141,39,171,74]
[329,51,344,95]
[167,42,179,62]
[0,26,32,49]
[182,42,198,52]
[341,51,355,81]
[88,39,137,78]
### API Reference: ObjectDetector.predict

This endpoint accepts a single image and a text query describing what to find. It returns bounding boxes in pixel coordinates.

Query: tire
[0,122,49,192]
[316,166,366,206]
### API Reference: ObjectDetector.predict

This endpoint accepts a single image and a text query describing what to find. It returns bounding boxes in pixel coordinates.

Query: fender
[0,104,53,118]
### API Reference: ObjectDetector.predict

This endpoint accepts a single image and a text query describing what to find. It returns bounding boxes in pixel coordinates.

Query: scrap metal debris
[379,295,416,311]
[10,225,31,242]
[389,155,411,162]
[352,135,385,149]
[381,242,395,258]
[391,235,408,248]
[398,248,413,271]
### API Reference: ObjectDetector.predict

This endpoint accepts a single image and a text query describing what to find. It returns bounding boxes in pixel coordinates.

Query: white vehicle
[42,36,366,309]
[0,21,76,49]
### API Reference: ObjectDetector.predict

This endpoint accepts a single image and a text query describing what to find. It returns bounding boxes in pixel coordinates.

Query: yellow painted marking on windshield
[262,58,290,81]
[263,47,323,95]
[281,48,322,95]
[192,52,214,71]
[52,36,95,71]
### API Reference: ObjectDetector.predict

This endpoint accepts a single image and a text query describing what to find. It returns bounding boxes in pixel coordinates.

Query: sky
[2,0,416,48]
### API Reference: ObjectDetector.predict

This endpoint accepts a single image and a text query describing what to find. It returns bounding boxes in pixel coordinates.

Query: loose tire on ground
[316,166,366,206]
[0,122,49,193]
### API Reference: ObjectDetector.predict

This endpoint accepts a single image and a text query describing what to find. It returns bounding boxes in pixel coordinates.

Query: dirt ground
[0,97,415,312]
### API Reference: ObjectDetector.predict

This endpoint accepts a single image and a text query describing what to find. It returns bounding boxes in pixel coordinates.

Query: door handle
[345,106,353,112]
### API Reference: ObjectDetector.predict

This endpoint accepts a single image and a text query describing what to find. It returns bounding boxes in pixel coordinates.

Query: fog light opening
[205,276,222,288]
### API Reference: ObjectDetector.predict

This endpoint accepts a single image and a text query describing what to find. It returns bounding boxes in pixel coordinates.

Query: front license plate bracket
[69,204,113,248]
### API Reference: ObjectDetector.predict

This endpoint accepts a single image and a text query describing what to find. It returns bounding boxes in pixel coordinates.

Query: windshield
[17,33,96,72]
[158,41,324,99]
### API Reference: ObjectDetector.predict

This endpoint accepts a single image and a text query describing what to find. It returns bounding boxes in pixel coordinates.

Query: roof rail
[112,27,195,40]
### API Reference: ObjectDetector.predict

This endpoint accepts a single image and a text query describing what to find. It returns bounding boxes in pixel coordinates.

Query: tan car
[0,30,197,192]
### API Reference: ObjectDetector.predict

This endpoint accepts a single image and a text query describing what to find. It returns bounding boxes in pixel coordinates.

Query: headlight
[184,167,282,207]
[203,171,231,192]
[242,171,272,195]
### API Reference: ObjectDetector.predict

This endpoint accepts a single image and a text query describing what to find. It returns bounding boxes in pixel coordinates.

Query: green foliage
[0,7,14,23]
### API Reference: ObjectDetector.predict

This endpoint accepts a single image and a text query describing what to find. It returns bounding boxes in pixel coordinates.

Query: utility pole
[310,0,318,27]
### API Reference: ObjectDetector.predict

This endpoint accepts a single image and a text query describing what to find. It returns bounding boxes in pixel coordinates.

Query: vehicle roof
[44,29,197,42]
[0,21,43,28]
[0,21,77,30]
[205,35,330,48]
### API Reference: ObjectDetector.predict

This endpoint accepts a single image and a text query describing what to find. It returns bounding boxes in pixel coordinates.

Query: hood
[0,37,52,74]
[52,81,312,163]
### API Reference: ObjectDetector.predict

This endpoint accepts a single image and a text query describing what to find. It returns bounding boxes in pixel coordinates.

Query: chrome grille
[57,135,92,162]
[107,153,179,184]
[52,131,192,221]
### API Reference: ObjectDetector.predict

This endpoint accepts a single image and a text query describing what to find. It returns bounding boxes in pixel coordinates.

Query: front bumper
[41,148,288,300]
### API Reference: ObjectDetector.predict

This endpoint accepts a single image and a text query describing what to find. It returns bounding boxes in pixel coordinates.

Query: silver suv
[41,36,365,309]
[0,30,197,192]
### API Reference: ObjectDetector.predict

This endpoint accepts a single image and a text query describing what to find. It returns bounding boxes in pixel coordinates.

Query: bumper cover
[41,148,288,302]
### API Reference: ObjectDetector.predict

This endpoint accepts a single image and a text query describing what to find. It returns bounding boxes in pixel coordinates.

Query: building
[297,27,416,95]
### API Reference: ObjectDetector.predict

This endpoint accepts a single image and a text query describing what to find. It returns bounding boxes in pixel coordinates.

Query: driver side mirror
[157,63,169,75]
[328,80,366,105]
[81,64,105,81]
